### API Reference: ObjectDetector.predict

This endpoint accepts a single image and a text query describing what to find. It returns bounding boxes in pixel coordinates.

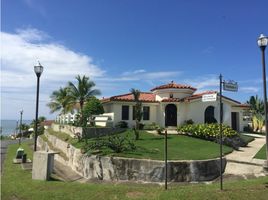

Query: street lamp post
[34,62,43,151]
[19,110,23,145]
[257,34,268,169]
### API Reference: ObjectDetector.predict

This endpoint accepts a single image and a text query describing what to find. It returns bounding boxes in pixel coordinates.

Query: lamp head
[34,62,43,77]
[257,34,268,50]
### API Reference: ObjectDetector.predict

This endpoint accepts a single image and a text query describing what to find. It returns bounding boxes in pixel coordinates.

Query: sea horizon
[0,119,32,136]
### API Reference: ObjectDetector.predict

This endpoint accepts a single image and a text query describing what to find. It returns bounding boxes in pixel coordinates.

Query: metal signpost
[165,129,167,190]
[219,75,238,190]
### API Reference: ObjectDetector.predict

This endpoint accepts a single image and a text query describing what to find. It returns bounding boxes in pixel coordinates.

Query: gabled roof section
[151,81,197,91]
[101,92,157,103]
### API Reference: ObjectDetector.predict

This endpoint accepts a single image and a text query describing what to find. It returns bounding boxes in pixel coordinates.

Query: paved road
[0,139,31,174]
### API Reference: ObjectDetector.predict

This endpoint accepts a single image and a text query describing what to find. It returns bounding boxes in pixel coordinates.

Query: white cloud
[240,87,259,93]
[1,28,105,119]
[183,75,219,90]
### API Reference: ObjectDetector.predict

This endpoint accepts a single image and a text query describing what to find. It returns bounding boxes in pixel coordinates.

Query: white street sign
[223,82,238,92]
[202,93,217,102]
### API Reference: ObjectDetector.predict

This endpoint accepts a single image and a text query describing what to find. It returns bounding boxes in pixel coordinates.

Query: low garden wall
[51,123,125,139]
[38,131,226,182]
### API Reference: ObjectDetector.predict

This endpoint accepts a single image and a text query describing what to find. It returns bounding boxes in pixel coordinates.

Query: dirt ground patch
[126,191,146,199]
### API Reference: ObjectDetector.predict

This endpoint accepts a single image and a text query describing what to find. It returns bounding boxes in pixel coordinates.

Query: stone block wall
[38,132,226,182]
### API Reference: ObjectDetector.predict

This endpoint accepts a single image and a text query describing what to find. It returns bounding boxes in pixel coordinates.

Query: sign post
[219,75,238,191]
[165,129,167,190]
[219,74,223,191]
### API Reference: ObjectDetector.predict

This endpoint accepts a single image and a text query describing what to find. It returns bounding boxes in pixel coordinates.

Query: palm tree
[47,87,72,114]
[247,95,264,115]
[68,75,101,125]
[130,88,142,140]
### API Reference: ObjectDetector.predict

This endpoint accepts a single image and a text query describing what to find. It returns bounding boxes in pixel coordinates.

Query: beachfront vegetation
[2,141,268,200]
[47,75,101,126]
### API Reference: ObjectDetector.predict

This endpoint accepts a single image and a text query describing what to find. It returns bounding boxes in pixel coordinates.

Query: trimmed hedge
[177,123,238,139]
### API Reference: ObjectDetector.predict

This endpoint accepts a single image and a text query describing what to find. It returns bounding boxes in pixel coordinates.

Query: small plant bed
[254,144,266,160]
[177,124,250,150]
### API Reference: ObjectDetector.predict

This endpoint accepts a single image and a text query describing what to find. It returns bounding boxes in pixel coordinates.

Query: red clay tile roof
[101,92,157,103]
[151,81,197,91]
[41,120,54,126]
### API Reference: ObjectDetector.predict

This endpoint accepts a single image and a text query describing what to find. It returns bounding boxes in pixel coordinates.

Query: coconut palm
[47,87,72,114]
[67,75,101,111]
[130,88,142,140]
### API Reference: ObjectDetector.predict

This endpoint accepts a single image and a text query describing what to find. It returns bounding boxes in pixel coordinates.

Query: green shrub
[115,121,128,128]
[177,123,237,139]
[143,122,157,130]
[184,119,194,125]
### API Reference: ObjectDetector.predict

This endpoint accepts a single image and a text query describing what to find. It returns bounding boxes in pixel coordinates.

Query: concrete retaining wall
[38,132,226,182]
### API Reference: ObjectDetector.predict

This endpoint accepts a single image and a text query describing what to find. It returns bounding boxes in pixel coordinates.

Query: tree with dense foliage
[68,75,101,111]
[130,88,142,140]
[81,97,104,126]
[247,95,264,115]
[47,87,72,114]
[247,95,265,132]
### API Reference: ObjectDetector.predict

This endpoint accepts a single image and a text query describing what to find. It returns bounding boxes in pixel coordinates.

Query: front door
[231,112,239,131]
[165,104,177,126]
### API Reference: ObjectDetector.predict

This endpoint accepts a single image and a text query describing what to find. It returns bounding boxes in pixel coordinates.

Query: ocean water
[0,120,32,136]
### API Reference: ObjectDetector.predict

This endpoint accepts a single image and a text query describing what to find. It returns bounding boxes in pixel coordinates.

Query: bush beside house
[177,123,247,150]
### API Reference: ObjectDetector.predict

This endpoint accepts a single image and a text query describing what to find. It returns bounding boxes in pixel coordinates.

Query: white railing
[55,112,114,127]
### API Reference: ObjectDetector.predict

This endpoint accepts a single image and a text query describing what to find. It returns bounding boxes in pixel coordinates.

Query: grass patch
[46,129,233,160]
[254,144,267,159]
[240,134,255,144]
[1,142,268,200]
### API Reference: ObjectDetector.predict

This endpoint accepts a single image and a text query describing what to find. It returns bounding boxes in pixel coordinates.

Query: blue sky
[1,0,268,120]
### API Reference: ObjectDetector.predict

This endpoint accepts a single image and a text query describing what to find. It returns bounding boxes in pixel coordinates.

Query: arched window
[204,106,217,123]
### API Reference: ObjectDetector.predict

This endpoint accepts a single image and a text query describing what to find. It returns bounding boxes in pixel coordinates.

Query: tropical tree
[130,88,142,140]
[247,95,264,115]
[47,87,72,114]
[247,95,265,132]
[68,75,101,123]
[81,97,104,126]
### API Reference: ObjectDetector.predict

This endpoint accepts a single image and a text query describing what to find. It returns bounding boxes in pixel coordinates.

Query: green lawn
[47,129,233,160]
[254,144,267,159]
[1,142,268,200]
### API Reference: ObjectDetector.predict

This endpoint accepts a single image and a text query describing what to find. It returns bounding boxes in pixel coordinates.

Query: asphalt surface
[0,139,31,174]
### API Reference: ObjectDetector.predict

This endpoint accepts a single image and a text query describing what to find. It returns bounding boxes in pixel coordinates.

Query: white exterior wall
[103,102,159,128]
[103,98,247,131]
[153,88,194,101]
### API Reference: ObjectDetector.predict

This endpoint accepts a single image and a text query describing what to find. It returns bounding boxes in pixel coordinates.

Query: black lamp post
[34,62,43,151]
[257,34,268,169]
[19,110,23,145]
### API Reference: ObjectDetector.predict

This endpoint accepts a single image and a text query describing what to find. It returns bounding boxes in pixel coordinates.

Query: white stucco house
[101,81,249,131]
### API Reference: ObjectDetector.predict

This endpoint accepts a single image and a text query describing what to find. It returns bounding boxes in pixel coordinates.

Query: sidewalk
[224,133,267,177]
